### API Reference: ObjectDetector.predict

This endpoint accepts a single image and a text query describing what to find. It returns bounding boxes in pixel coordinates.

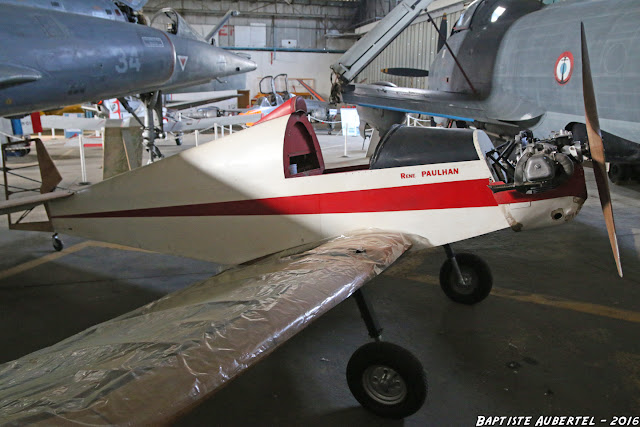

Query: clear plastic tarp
[0,232,411,425]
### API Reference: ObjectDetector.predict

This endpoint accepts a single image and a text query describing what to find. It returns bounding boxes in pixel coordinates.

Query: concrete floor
[1,127,639,425]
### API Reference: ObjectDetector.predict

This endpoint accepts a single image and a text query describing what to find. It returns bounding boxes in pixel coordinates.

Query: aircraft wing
[295,79,327,102]
[40,115,112,131]
[164,113,262,132]
[0,232,411,425]
[343,83,491,122]
[166,94,240,111]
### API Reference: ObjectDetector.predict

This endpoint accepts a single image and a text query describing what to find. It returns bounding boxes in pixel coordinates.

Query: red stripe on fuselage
[52,179,498,219]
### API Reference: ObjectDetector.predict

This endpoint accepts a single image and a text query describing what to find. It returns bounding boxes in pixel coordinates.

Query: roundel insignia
[555,51,574,85]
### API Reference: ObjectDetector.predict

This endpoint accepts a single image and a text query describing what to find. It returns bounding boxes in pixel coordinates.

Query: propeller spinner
[581,22,623,277]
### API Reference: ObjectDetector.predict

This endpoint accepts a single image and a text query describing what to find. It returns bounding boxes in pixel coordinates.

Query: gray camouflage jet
[339,0,640,183]
[0,0,256,160]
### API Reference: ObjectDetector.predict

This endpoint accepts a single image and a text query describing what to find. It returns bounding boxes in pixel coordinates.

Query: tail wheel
[346,341,426,419]
[440,253,492,304]
[52,234,63,252]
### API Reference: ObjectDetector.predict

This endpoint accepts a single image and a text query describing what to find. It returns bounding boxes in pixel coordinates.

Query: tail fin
[1,138,71,232]
[35,139,62,193]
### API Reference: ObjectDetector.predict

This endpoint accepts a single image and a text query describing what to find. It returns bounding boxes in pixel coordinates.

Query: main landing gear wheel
[52,233,63,252]
[607,163,631,185]
[347,341,427,419]
[440,252,492,304]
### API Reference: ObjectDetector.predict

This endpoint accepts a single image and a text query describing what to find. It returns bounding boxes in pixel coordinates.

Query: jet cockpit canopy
[150,8,203,42]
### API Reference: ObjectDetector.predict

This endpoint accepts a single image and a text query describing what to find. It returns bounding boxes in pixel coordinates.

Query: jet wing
[0,63,41,89]
[40,115,111,131]
[166,94,240,111]
[164,113,262,132]
[0,232,411,425]
[295,79,327,102]
[343,83,491,122]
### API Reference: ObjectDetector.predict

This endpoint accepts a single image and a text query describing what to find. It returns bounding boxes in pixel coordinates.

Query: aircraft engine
[487,129,587,194]
[514,141,574,192]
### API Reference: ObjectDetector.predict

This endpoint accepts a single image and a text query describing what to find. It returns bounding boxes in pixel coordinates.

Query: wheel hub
[362,365,407,405]
[452,267,477,295]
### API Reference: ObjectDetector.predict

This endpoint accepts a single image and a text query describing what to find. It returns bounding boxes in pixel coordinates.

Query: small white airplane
[0,29,622,424]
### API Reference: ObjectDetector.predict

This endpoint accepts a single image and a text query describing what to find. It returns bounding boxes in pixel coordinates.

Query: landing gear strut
[346,289,427,419]
[141,91,165,163]
[119,93,165,163]
[440,244,492,304]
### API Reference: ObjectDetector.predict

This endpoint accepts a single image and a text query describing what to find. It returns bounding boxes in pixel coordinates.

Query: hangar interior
[0,0,639,425]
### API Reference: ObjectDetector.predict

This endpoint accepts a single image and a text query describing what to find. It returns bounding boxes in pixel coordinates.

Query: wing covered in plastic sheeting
[0,231,412,425]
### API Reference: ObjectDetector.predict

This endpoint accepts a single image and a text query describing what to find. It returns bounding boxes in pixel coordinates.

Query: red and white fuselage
[47,106,587,265]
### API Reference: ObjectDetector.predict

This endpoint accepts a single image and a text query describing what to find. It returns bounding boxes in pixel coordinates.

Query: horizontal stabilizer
[0,191,72,216]
[0,232,411,425]
[0,63,42,89]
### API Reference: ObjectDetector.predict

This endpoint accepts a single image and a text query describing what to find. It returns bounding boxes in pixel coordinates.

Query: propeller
[580,22,623,277]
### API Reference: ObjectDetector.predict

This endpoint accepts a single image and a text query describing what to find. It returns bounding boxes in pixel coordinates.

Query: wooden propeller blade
[581,22,623,277]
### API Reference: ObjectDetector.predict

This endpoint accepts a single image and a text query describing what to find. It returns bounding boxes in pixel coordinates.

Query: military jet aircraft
[337,0,640,183]
[0,0,256,161]
[0,29,623,422]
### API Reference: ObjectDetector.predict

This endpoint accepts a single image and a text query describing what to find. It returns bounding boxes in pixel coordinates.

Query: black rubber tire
[6,148,30,157]
[346,341,427,419]
[608,163,630,184]
[175,138,182,146]
[52,237,63,252]
[440,252,492,304]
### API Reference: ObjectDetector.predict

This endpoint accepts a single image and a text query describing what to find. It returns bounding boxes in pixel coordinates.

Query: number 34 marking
[115,49,141,73]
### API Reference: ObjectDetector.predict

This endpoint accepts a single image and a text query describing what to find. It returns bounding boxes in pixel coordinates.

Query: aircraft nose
[219,50,256,76]
[234,55,257,74]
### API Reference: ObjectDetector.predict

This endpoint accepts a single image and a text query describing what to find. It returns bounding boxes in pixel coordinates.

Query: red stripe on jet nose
[52,179,498,219]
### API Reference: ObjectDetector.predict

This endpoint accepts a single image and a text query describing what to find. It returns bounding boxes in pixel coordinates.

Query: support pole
[342,125,349,157]
[78,135,89,185]
[214,124,218,140]
[195,130,199,146]
[51,128,55,139]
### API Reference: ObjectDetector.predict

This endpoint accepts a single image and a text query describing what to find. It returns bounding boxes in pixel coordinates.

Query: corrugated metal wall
[355,7,464,89]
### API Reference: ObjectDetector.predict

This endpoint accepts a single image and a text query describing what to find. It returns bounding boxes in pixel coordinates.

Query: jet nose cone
[236,56,257,74]
[220,51,256,76]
